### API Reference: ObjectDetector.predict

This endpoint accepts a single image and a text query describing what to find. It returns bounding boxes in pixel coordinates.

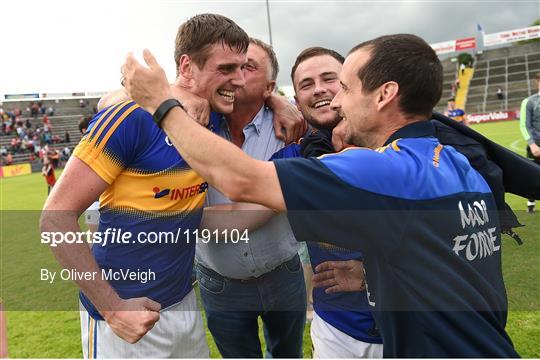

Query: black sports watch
[153,99,185,128]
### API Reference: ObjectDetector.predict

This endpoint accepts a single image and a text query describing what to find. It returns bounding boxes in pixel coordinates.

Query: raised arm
[121,50,286,211]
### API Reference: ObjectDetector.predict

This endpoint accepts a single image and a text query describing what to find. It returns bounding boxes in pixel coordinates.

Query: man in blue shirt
[271,46,383,357]
[122,33,519,357]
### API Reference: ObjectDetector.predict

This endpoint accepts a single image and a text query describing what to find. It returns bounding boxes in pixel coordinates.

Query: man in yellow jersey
[41,14,249,358]
[444,98,468,125]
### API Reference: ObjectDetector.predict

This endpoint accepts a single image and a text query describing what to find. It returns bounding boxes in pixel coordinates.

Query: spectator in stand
[0,147,7,166]
[460,62,466,75]
[64,131,70,143]
[31,102,39,118]
[4,118,12,135]
[79,99,86,108]
[39,101,45,115]
[10,137,20,153]
[6,152,13,165]
[27,138,35,153]
[37,146,45,161]
[46,105,55,116]
[49,147,60,168]
[21,137,29,151]
[42,114,50,126]
[42,156,57,195]
[16,125,25,139]
[25,118,32,129]
[43,131,51,145]
[497,88,504,100]
[62,146,71,161]
[78,115,93,134]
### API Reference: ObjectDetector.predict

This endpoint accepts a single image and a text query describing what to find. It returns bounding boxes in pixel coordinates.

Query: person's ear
[264,80,276,98]
[179,55,195,80]
[376,82,399,111]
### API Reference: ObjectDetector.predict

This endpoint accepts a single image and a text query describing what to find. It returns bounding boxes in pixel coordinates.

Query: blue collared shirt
[196,106,299,279]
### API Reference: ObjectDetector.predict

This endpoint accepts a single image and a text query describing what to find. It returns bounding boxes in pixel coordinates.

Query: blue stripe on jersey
[86,102,127,142]
[93,320,97,358]
[93,102,138,147]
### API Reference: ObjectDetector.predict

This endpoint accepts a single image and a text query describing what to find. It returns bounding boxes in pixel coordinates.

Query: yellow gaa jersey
[73,101,220,320]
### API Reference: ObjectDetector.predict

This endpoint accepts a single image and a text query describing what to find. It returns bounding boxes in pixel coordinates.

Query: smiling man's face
[293,54,342,129]
[190,44,247,114]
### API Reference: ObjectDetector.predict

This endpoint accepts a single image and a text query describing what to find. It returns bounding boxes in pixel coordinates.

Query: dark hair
[174,14,249,75]
[349,34,443,118]
[291,47,345,84]
[536,72,540,81]
[78,115,93,134]
[249,38,279,81]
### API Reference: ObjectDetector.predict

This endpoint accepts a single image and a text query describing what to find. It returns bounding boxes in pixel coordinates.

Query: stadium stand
[0,98,99,165]
[468,43,540,113]
[435,42,540,115]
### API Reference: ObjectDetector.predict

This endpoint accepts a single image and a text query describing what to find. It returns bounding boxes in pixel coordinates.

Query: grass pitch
[0,120,538,357]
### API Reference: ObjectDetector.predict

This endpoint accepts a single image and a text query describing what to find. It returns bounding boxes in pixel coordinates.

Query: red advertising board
[455,37,476,51]
[467,110,517,124]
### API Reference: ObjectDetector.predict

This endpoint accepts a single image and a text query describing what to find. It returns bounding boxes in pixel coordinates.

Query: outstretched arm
[121,49,286,211]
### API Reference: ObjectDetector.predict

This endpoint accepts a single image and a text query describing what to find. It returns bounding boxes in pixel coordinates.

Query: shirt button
[244,252,248,257]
